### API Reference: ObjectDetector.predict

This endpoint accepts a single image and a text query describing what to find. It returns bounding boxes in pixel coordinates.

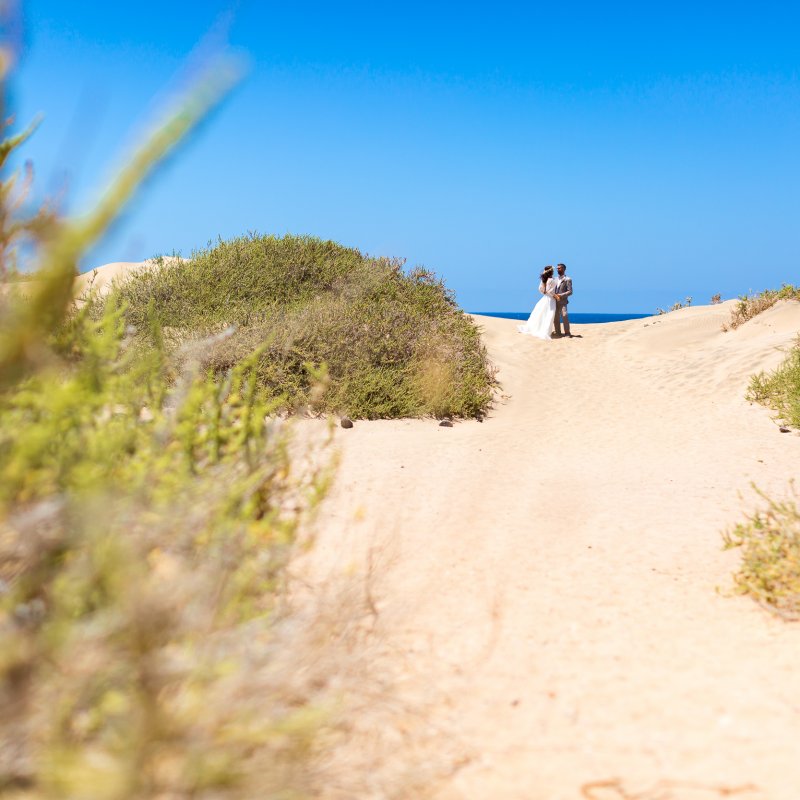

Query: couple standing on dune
[517,262,574,340]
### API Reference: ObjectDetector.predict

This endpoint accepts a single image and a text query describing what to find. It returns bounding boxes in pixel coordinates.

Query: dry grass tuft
[746,336,800,429]
[723,486,800,620]
[722,284,800,331]
[655,296,692,315]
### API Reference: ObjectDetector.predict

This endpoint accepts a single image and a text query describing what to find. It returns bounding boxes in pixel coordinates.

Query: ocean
[471,311,652,324]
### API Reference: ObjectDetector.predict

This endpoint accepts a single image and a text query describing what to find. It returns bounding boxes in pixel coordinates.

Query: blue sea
[471,311,652,324]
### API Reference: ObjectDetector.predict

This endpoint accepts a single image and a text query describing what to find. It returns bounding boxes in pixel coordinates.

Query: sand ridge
[311,300,800,799]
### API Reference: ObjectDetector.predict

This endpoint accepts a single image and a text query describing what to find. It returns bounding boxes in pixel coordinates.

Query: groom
[553,263,573,338]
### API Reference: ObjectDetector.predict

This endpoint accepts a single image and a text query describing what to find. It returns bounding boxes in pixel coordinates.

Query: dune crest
[76,257,184,294]
[1,257,184,298]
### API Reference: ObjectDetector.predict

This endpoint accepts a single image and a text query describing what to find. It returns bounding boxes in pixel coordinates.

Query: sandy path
[311,300,800,800]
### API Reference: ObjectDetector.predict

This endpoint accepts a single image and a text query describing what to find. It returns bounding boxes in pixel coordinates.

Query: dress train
[518,293,556,340]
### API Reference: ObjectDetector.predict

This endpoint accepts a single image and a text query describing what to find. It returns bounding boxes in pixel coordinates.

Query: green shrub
[115,235,495,419]
[722,284,800,331]
[723,487,800,620]
[746,336,800,428]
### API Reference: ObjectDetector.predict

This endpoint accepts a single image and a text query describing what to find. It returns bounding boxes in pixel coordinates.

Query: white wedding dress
[518,279,556,340]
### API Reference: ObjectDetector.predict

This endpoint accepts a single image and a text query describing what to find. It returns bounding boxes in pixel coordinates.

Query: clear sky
[7,1,800,312]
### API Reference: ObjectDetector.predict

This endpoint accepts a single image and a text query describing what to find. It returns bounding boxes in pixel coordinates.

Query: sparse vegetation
[723,487,800,620]
[656,296,692,315]
[710,293,722,304]
[746,336,800,429]
[114,235,495,420]
[728,295,800,620]
[721,284,800,331]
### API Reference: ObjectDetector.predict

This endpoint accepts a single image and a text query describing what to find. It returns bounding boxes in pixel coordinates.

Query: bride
[518,265,557,339]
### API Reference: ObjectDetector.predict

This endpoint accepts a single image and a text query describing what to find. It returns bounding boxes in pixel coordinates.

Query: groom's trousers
[554,302,570,336]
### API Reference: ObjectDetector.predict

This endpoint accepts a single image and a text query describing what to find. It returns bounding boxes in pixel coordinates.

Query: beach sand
[307,299,800,799]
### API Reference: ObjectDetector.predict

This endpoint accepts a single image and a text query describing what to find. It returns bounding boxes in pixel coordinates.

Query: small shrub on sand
[722,284,800,331]
[710,293,722,304]
[723,487,800,620]
[746,336,800,428]
[656,296,692,315]
[115,235,495,419]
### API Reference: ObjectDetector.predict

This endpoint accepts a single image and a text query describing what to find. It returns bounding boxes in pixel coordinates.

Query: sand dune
[310,300,800,799]
[74,259,160,292]
[2,258,179,297]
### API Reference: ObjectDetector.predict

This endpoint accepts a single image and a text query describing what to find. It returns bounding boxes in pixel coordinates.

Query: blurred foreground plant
[0,117,54,280]
[0,57,365,799]
[0,52,240,387]
[0,298,337,794]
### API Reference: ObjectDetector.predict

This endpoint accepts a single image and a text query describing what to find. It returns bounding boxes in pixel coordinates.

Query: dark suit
[553,274,572,335]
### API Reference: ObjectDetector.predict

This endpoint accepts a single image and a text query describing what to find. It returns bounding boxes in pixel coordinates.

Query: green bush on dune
[747,336,800,429]
[115,234,494,419]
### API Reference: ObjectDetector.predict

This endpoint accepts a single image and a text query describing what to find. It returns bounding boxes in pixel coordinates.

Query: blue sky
[7,1,800,312]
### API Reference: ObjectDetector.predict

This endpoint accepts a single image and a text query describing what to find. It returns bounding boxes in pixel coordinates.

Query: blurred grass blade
[0,56,243,388]
[0,115,41,169]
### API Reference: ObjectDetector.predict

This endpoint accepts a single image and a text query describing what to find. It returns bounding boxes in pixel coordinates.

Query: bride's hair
[540,265,554,285]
